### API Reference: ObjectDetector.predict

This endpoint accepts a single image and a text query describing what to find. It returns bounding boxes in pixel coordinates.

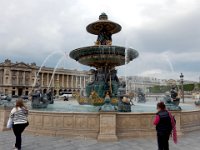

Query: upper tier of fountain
[69,13,139,68]
[86,12,121,35]
[70,45,138,68]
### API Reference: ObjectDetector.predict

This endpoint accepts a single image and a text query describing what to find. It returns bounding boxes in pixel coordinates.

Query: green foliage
[183,84,195,91]
[149,83,199,93]
[149,85,171,93]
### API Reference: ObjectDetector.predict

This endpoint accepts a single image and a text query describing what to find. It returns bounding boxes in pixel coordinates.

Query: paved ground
[1,130,200,150]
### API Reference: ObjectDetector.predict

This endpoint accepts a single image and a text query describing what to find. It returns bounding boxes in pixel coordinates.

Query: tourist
[64,96,68,101]
[10,99,29,150]
[153,102,177,150]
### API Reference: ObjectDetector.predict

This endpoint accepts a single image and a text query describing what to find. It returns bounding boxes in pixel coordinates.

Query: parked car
[0,94,7,100]
[12,95,19,98]
[60,93,72,98]
[21,95,29,100]
[59,93,72,101]
[0,95,12,101]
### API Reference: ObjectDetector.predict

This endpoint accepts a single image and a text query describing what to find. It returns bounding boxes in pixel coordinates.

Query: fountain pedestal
[69,13,139,112]
[97,112,118,141]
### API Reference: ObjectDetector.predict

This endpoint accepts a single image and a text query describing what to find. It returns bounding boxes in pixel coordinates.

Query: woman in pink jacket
[153,102,177,150]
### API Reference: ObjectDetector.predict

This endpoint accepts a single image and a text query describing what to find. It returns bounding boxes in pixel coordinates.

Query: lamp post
[180,73,184,103]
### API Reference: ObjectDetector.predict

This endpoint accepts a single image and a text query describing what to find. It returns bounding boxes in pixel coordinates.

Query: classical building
[0,59,89,96]
[119,76,166,93]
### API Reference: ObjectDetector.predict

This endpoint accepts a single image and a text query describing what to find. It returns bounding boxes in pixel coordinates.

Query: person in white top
[10,99,29,150]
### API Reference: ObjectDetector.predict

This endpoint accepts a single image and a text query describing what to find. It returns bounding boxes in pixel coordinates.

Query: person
[10,99,29,150]
[64,96,68,101]
[153,102,177,150]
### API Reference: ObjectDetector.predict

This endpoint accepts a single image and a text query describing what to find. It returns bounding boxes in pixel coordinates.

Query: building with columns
[119,76,166,93]
[0,59,89,96]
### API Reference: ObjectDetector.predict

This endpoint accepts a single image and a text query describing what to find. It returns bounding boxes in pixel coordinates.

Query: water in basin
[30,97,199,113]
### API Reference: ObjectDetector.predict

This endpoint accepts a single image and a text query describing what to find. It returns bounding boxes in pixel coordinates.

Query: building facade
[119,76,166,93]
[0,59,89,96]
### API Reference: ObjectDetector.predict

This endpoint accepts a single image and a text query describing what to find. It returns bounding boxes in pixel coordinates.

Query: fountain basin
[1,101,200,140]
[69,45,139,68]
[22,109,200,139]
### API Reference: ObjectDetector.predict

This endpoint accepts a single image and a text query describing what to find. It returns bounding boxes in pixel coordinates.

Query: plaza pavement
[0,130,200,150]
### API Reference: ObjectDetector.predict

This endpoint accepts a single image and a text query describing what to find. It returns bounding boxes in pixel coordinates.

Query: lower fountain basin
[30,98,198,112]
[1,98,200,140]
[69,45,139,68]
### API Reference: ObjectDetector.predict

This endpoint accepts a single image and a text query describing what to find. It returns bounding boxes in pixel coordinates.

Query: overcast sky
[0,0,200,81]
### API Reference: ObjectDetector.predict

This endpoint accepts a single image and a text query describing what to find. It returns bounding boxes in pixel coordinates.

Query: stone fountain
[31,78,54,108]
[70,13,138,111]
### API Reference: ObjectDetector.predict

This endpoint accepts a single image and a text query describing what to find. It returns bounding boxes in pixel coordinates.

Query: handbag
[6,118,13,129]
[25,121,29,127]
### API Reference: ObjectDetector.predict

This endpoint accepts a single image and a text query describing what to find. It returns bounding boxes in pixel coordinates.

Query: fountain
[137,88,146,103]
[162,86,181,111]
[69,13,138,111]
[31,77,54,108]
[2,13,200,141]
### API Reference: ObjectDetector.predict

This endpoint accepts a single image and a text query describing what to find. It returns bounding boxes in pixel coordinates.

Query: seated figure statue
[163,91,181,111]
[137,88,146,103]
[100,91,116,111]
[31,89,49,109]
[95,28,112,45]
[170,87,180,106]
[110,69,120,97]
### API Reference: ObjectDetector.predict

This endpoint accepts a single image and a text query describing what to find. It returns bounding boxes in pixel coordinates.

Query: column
[16,71,19,85]
[71,75,74,88]
[84,76,86,88]
[62,74,64,87]
[52,74,54,87]
[41,73,44,87]
[47,73,49,87]
[67,75,69,88]
[29,72,32,86]
[80,76,82,88]
[76,76,78,88]
[57,74,59,82]
[56,74,59,96]
[23,71,26,85]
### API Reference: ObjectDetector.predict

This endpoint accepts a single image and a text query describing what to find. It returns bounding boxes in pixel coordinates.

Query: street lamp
[180,73,184,103]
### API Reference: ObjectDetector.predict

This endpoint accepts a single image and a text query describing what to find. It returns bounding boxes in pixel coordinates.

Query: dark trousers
[13,123,27,149]
[157,132,171,150]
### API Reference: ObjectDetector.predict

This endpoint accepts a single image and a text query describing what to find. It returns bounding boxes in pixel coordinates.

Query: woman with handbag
[10,99,29,150]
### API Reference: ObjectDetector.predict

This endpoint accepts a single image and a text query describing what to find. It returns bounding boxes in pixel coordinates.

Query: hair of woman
[157,101,166,110]
[15,99,26,109]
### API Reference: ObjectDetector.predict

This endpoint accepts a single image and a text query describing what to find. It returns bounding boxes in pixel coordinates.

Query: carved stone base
[0,107,12,131]
[97,112,118,141]
[98,134,118,142]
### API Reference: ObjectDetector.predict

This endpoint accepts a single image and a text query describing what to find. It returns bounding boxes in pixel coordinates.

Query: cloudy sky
[0,0,200,81]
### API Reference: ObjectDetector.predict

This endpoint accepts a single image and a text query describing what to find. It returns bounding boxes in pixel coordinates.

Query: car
[0,95,12,101]
[12,95,19,98]
[60,93,72,98]
[21,95,29,100]
[0,94,7,100]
